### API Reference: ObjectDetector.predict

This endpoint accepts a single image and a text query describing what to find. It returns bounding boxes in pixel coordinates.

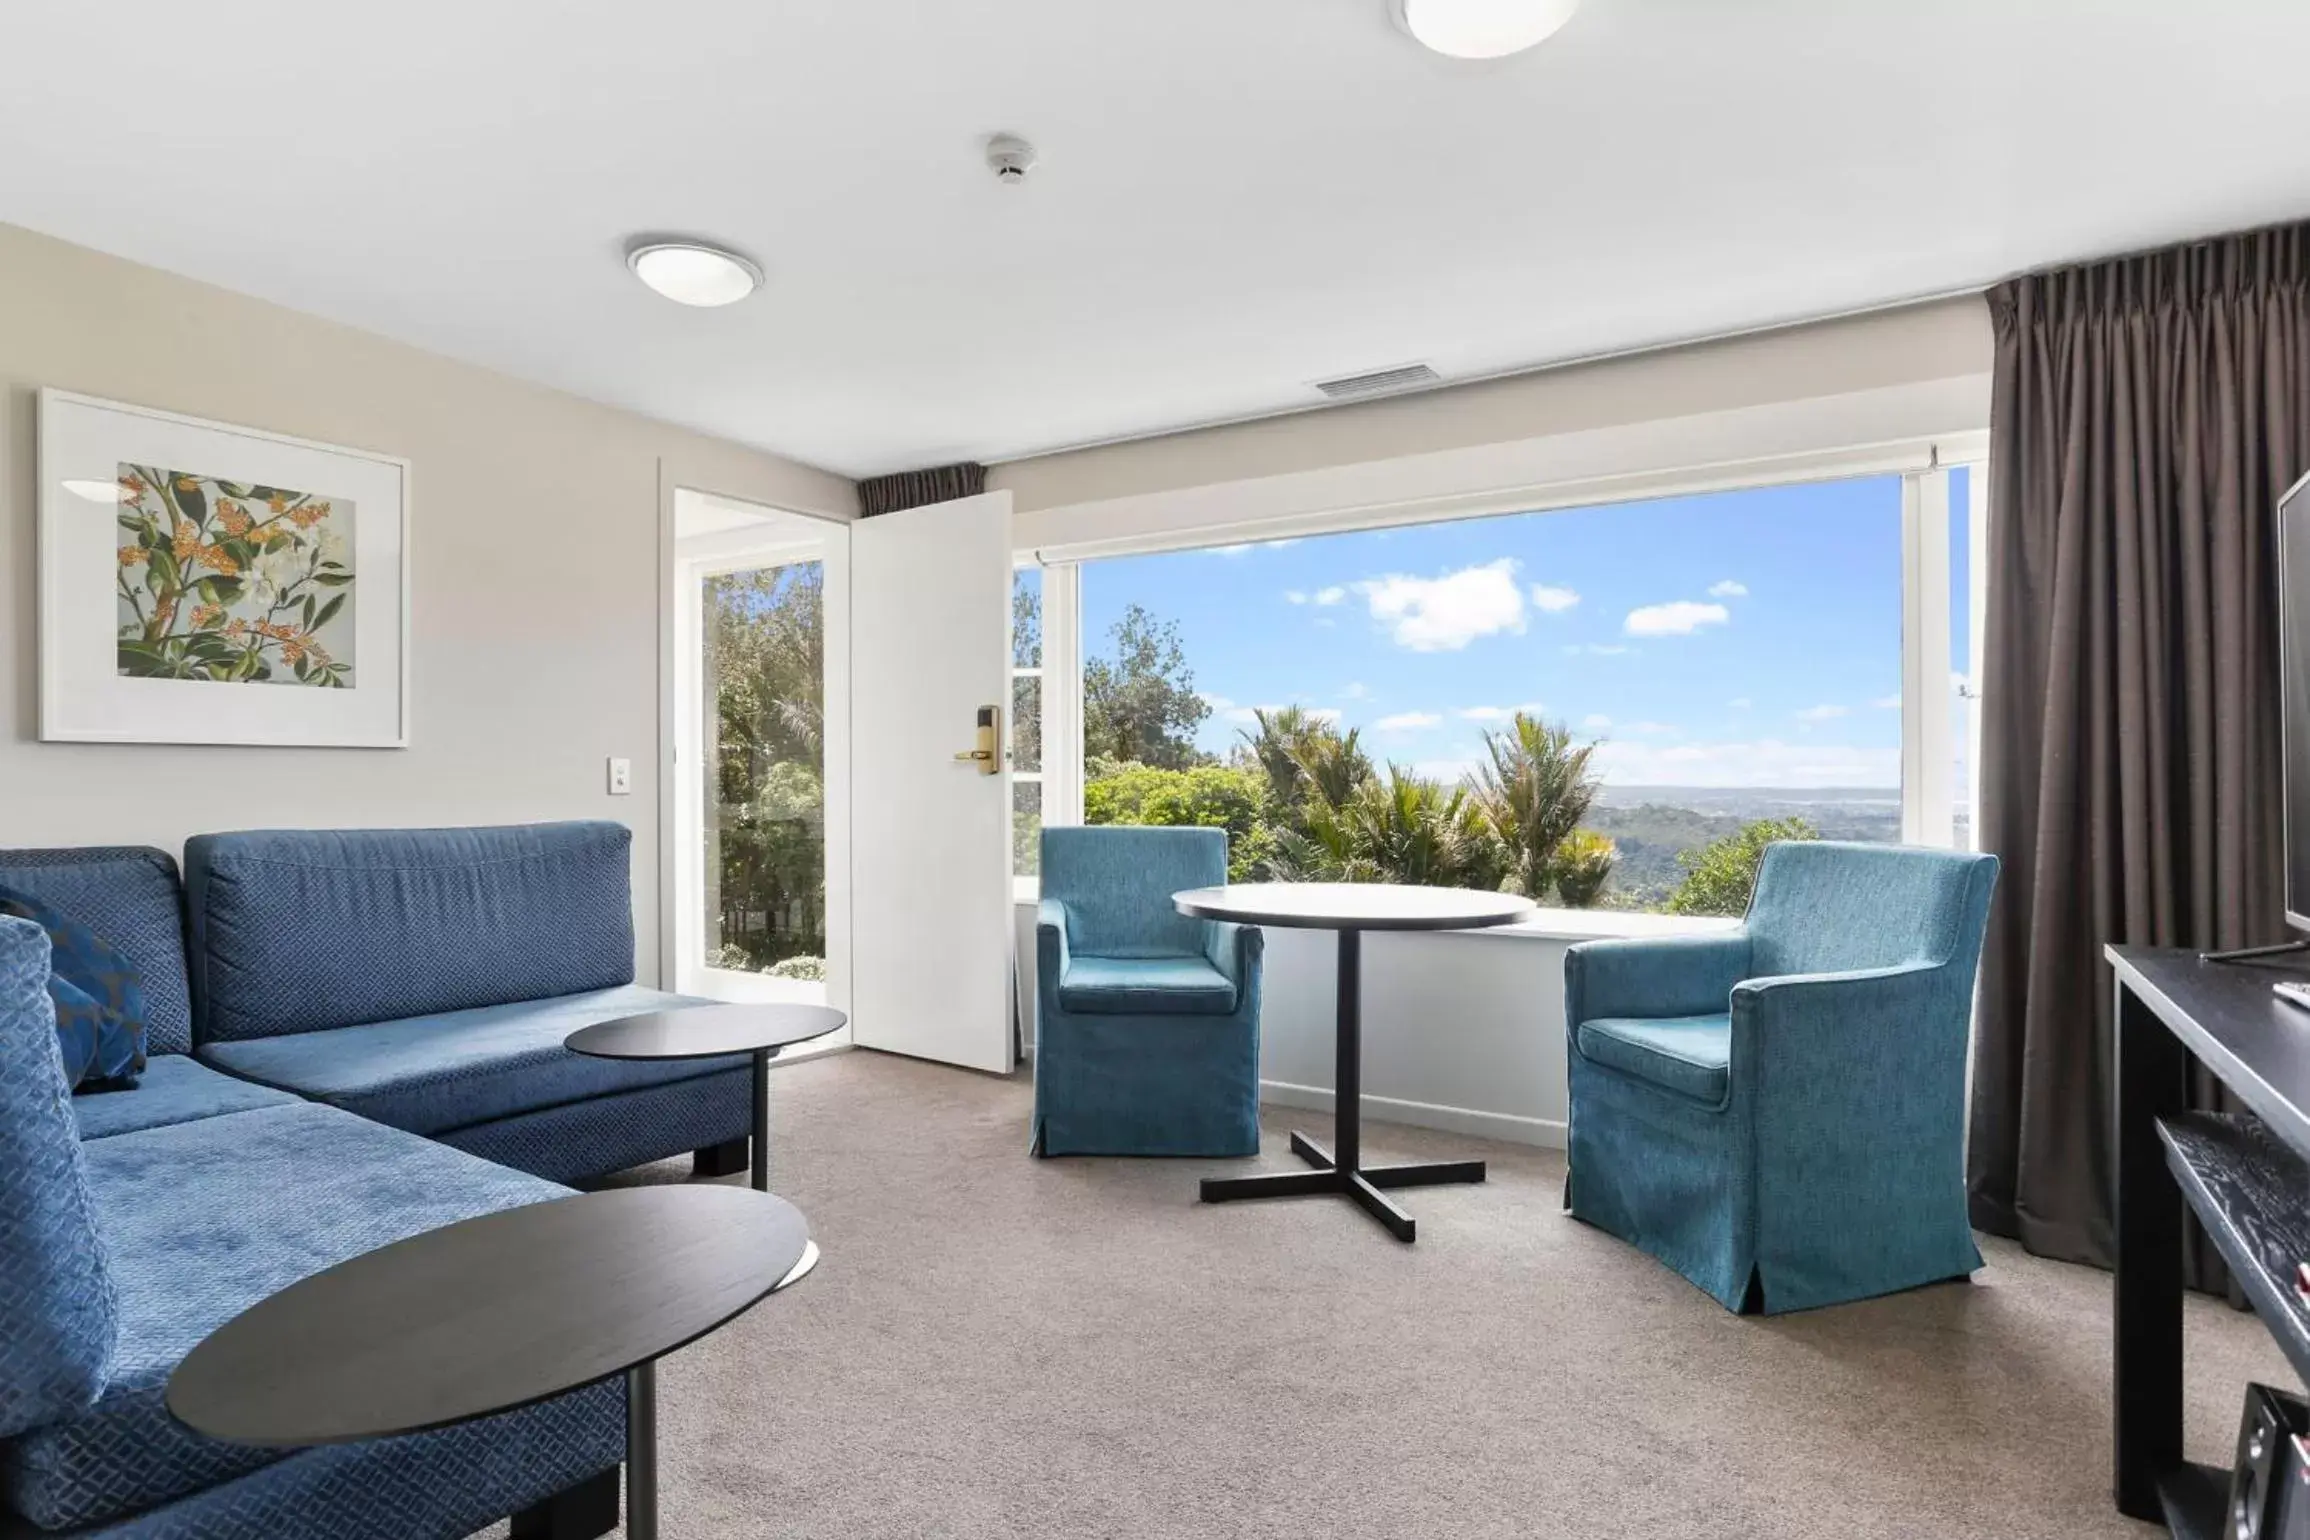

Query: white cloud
[1592,737,1900,789]
[1794,704,1849,723]
[1372,711,1442,732]
[1563,643,1632,657]
[1283,590,1308,605]
[1458,702,1545,723]
[1581,713,1613,731]
[1314,585,1346,606]
[1529,583,1581,613]
[1872,693,1902,710]
[1728,697,1753,710]
[1708,580,1749,598]
[1356,558,1527,652]
[1307,707,1342,725]
[1411,757,1482,784]
[1624,600,1731,638]
[1340,681,1370,701]
[1623,720,1679,736]
[1210,544,1253,558]
[1211,538,1300,557]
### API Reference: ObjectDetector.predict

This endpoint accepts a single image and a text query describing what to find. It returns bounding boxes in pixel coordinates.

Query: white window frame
[1018,437,1991,878]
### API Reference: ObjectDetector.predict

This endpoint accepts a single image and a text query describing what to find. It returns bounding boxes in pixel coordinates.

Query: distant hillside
[1585,788,1902,906]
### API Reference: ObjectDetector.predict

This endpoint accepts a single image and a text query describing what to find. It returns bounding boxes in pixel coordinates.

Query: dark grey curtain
[857,462,986,517]
[1968,224,2310,1280]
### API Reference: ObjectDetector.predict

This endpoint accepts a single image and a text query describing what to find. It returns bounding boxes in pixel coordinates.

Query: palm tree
[1474,713,1602,900]
[1552,830,1618,908]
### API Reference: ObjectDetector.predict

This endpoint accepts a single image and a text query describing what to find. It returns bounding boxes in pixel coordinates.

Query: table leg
[1198,930,1484,1241]
[2112,981,2185,1520]
[751,1048,772,1193]
[626,1360,657,1540]
[1334,928,1362,1175]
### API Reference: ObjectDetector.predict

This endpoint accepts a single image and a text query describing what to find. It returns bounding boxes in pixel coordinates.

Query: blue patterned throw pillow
[0,886,146,1091]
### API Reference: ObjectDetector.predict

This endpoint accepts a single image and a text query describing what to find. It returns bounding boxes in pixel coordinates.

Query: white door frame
[658,480,854,1041]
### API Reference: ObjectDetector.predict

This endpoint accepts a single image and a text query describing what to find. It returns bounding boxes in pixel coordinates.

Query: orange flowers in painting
[113,462,356,687]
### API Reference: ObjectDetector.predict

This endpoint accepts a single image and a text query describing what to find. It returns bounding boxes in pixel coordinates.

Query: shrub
[1551,830,1618,908]
[1663,817,1819,916]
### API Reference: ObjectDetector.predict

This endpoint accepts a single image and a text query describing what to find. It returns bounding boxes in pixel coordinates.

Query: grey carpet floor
[478,1050,2285,1539]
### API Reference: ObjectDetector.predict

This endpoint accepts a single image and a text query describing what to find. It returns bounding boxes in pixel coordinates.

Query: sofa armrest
[1202,921,1263,988]
[1564,930,1752,1025]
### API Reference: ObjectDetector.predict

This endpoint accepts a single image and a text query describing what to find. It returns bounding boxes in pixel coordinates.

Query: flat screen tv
[2286,469,2310,932]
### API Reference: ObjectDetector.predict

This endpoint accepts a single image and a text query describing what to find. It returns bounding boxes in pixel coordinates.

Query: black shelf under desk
[2110,946,2310,1531]
[2158,1111,2310,1387]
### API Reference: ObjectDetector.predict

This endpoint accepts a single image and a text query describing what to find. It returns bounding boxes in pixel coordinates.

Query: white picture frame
[37,389,410,747]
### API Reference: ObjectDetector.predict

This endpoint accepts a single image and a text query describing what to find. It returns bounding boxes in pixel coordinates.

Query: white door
[850,490,1015,1073]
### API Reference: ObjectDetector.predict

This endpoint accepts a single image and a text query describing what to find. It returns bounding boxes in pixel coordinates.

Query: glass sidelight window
[700,561,827,977]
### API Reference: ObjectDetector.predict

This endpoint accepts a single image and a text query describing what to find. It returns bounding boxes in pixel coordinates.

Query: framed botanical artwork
[37,389,409,747]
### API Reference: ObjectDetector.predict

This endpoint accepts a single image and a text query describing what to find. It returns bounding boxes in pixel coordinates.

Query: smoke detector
[985,134,1038,184]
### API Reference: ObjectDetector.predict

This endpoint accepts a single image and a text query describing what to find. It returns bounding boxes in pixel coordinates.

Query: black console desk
[2111,946,2310,1535]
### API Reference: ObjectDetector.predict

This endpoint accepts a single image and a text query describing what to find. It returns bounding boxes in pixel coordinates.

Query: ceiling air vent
[1310,362,1442,401]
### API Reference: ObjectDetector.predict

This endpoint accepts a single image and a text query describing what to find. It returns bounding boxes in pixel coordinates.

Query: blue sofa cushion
[73,1054,299,1141]
[184,822,638,1043]
[1,1100,573,1532]
[0,918,119,1442]
[1574,1013,1733,1106]
[1,884,149,1090]
[0,848,192,1057]
[198,985,737,1136]
[1057,955,1240,1016]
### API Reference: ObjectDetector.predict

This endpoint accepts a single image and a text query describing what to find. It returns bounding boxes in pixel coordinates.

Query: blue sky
[1072,472,1972,790]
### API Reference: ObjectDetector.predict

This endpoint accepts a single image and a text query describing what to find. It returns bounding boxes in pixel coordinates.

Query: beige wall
[0,223,856,983]
[989,296,1991,512]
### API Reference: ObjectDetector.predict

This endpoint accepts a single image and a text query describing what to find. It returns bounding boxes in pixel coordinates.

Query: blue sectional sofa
[0,822,750,1539]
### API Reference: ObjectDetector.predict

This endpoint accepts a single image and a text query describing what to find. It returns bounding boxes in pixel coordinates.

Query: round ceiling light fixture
[1393,0,1580,59]
[625,238,764,308]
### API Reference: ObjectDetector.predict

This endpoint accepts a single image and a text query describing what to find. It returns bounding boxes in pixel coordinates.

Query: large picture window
[1013,465,1979,915]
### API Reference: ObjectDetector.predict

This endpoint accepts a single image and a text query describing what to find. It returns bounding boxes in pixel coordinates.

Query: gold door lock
[952,704,1003,775]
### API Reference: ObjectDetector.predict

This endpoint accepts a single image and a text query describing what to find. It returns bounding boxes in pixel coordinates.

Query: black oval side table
[168,1184,811,1540]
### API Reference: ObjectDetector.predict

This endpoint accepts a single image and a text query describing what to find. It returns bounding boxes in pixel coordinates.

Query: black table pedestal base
[1200,1128,1485,1242]
[1197,931,1488,1242]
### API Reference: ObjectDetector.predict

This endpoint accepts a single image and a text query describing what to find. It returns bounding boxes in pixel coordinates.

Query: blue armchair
[1031,827,1264,1157]
[1564,840,1999,1314]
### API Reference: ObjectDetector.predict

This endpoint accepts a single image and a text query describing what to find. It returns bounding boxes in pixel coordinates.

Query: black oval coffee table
[1175,881,1534,1243]
[566,1002,847,1196]
[168,1184,809,1539]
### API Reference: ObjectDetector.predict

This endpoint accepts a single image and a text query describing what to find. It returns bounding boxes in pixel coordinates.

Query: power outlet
[606,757,632,796]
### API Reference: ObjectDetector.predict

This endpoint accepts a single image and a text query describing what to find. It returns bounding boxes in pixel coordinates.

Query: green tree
[1663,817,1819,917]
[1083,761,1276,880]
[1240,705,1360,815]
[1473,713,1601,900]
[1083,604,1211,768]
[1552,830,1618,908]
[1328,768,1504,889]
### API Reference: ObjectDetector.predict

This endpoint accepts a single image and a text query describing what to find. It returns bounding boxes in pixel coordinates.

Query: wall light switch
[606,757,632,796]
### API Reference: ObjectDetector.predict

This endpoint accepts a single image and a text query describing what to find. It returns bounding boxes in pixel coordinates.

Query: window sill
[1009,881,1735,943]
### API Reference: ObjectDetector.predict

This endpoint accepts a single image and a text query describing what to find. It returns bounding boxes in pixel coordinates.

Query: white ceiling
[5,1,2309,478]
